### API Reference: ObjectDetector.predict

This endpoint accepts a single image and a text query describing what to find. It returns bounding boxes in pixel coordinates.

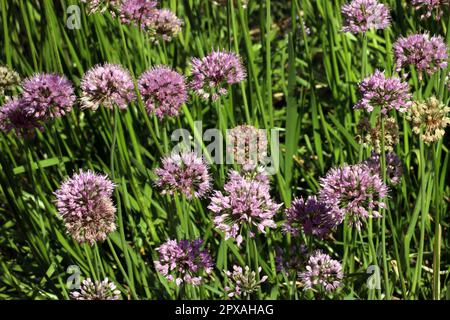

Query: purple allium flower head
[363,151,403,185]
[81,63,136,111]
[154,238,214,286]
[394,33,448,77]
[138,66,187,119]
[411,0,448,20]
[341,0,391,34]
[120,0,157,27]
[319,163,388,229]
[298,250,343,292]
[226,125,268,167]
[71,277,121,300]
[21,73,75,120]
[145,9,182,42]
[283,196,335,238]
[54,170,116,245]
[0,98,43,137]
[355,70,413,114]
[208,167,281,246]
[190,50,246,101]
[155,151,211,199]
[224,265,268,298]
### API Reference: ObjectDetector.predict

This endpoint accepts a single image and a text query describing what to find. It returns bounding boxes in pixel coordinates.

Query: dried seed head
[357,116,399,153]
[407,97,450,144]
[0,65,20,96]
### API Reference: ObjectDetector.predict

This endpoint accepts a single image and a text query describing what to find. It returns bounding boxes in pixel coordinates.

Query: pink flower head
[394,33,448,77]
[81,63,136,110]
[208,167,281,246]
[120,0,157,28]
[341,0,391,34]
[138,66,187,119]
[319,163,388,229]
[355,70,413,114]
[154,238,214,286]
[298,250,343,292]
[0,98,43,137]
[190,50,246,101]
[54,170,116,245]
[155,151,211,199]
[22,73,75,120]
[283,196,335,238]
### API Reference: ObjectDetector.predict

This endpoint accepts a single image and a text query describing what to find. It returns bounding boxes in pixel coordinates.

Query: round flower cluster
[394,33,448,77]
[208,167,281,246]
[154,238,214,286]
[120,0,157,28]
[70,278,121,300]
[283,196,335,238]
[355,70,412,114]
[138,66,187,119]
[0,98,43,137]
[407,96,450,144]
[22,73,76,119]
[298,250,343,292]
[319,163,388,229]
[54,170,116,245]
[190,50,246,101]
[224,265,268,298]
[155,151,211,199]
[81,63,136,111]
[145,9,182,42]
[341,0,391,34]
[1,72,75,137]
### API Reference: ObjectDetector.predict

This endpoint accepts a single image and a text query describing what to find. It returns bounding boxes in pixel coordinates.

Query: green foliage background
[0,0,449,300]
